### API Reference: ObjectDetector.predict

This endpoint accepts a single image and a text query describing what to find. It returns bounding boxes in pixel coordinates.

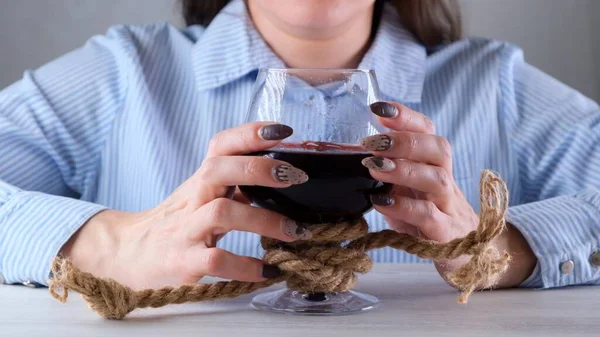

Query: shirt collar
[191,0,426,103]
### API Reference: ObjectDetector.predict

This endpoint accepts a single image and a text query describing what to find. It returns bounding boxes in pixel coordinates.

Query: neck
[247,3,374,69]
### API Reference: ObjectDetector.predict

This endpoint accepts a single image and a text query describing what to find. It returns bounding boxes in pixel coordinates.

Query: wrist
[59,209,127,277]
[492,222,538,288]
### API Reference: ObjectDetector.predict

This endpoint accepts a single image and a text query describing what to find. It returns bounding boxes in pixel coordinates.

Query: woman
[0,0,598,292]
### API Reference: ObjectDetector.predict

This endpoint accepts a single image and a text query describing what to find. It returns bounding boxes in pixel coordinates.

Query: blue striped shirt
[1,0,599,289]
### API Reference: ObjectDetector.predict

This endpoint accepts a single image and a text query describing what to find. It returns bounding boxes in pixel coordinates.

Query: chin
[252,0,375,30]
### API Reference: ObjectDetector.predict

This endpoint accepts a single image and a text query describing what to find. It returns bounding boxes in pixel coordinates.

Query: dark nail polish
[361,134,393,151]
[281,219,312,240]
[361,157,396,172]
[262,265,282,279]
[370,102,398,118]
[370,194,395,207]
[273,165,309,184]
[259,124,293,141]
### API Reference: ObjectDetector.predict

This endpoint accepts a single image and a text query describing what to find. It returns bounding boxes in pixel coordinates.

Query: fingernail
[361,157,396,172]
[370,194,395,207]
[262,265,282,279]
[281,219,312,240]
[259,124,293,140]
[273,165,308,184]
[361,134,393,151]
[370,102,398,118]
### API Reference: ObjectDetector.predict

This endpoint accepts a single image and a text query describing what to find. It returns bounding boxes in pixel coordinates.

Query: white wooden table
[1,264,598,337]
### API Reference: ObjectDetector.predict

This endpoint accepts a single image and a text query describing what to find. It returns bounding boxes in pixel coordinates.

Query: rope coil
[49,170,510,320]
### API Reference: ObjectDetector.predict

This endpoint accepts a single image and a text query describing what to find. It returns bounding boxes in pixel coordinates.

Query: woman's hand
[60,122,312,290]
[361,101,537,289]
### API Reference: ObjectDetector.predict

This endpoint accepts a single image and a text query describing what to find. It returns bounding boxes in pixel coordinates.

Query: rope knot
[262,219,372,293]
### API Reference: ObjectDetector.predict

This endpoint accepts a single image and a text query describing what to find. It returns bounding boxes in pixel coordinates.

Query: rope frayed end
[445,246,511,304]
[445,169,511,304]
[47,257,140,320]
[48,257,73,303]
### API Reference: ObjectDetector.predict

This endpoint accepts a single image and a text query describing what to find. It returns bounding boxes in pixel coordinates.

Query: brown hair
[180,0,462,47]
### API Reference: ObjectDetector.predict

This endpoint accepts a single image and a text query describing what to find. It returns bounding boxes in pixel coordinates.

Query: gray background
[1,0,599,101]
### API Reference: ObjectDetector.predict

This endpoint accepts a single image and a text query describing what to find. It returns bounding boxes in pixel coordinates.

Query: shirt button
[590,252,600,267]
[560,260,574,274]
[305,96,315,106]
[22,280,37,288]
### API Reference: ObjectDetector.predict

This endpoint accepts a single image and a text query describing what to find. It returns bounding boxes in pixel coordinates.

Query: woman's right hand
[59,122,311,290]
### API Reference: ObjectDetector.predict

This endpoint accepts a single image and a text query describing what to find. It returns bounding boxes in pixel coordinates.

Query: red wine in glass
[239,142,391,224]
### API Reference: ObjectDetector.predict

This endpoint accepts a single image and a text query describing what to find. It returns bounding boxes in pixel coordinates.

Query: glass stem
[305,292,328,302]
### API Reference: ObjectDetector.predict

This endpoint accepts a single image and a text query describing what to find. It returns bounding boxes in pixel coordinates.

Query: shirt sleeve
[499,46,600,288]
[0,25,134,286]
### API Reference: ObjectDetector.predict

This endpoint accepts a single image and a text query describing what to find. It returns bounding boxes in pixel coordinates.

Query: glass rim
[257,68,376,74]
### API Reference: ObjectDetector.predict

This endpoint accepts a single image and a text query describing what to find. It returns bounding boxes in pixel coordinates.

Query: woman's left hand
[360,101,537,289]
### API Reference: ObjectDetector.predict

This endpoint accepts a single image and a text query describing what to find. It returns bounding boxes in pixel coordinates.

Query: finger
[370,194,454,242]
[197,156,308,187]
[190,198,312,243]
[390,184,417,198]
[370,101,435,134]
[207,122,293,157]
[186,247,281,282]
[360,132,452,172]
[362,157,453,196]
[385,216,420,237]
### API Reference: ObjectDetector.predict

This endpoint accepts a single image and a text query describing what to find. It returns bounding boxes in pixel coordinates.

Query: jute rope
[49,170,510,320]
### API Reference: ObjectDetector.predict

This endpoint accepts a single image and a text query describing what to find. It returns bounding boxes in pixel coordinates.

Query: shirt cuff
[0,190,107,285]
[506,188,600,289]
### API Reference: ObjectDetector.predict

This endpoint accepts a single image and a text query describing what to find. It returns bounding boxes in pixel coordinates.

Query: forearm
[503,189,600,288]
[0,184,107,285]
[501,48,600,288]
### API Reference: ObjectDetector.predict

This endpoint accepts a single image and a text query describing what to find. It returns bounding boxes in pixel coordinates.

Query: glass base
[251,289,379,316]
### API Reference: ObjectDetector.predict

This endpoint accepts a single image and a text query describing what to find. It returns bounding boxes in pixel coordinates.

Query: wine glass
[239,68,389,315]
